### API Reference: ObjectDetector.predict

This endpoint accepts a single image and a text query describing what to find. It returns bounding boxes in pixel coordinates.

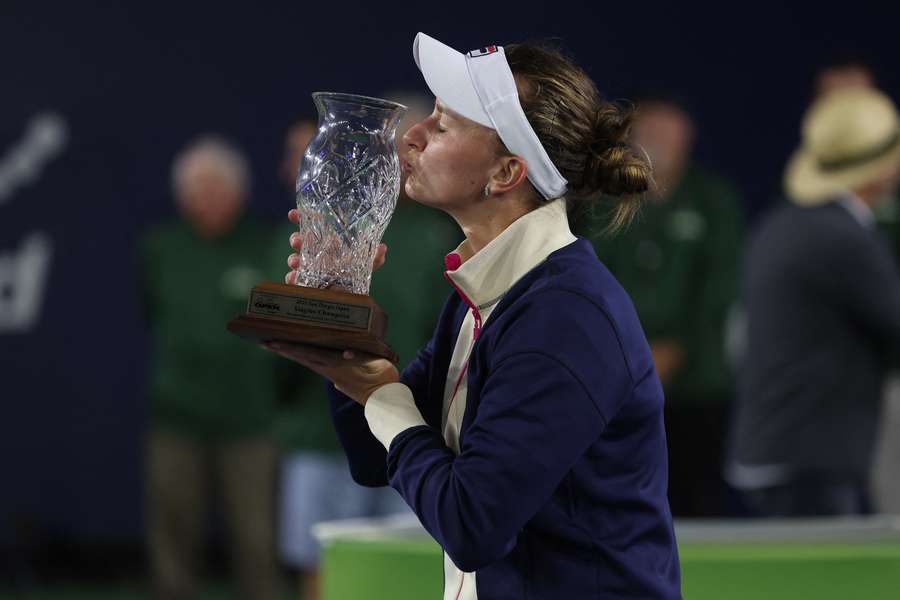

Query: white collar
[838,193,876,229]
[444,199,577,310]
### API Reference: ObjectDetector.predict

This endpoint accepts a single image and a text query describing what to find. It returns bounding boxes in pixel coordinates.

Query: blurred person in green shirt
[587,94,743,517]
[141,136,281,600]
[273,98,461,600]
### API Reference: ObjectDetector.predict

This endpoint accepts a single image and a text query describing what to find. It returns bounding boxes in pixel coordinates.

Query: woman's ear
[487,155,529,196]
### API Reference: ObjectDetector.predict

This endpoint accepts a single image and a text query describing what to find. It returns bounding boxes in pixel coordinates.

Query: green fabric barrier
[321,538,900,600]
[680,543,900,600]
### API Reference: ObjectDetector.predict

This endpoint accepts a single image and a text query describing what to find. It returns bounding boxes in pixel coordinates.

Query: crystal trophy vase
[227,93,407,361]
[297,92,405,293]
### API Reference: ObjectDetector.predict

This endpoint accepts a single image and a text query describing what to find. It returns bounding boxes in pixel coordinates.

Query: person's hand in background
[650,339,685,386]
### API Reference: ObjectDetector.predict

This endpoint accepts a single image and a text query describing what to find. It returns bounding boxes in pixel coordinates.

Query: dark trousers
[740,471,871,517]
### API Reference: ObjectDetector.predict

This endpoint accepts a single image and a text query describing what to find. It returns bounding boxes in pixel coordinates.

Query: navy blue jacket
[329,239,681,599]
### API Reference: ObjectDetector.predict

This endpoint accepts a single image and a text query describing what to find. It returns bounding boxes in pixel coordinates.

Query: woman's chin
[402,179,455,211]
[403,179,428,205]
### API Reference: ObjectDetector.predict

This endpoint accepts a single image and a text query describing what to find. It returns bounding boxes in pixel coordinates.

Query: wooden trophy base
[227,281,398,363]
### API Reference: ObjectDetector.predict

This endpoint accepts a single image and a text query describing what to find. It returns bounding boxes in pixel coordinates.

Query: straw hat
[784,87,900,204]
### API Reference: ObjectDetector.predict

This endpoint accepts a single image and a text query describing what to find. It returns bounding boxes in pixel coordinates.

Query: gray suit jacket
[730,199,900,478]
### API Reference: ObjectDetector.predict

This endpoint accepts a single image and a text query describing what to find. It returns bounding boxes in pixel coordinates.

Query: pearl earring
[483,184,491,198]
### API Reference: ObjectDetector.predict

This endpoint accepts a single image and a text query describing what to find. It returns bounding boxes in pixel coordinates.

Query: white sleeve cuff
[364,382,428,451]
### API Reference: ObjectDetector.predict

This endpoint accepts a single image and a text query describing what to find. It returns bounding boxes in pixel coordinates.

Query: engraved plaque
[247,290,371,330]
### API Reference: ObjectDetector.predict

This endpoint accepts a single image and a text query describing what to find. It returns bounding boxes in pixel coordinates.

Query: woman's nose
[402,119,427,151]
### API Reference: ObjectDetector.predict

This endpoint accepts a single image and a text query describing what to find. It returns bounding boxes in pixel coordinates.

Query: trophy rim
[312,91,408,112]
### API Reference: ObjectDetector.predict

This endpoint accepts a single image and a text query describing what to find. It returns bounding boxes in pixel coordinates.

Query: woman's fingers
[289,215,385,278]
[263,341,367,368]
[373,243,388,271]
[286,223,301,285]
[339,349,388,368]
[265,342,344,368]
[260,341,400,405]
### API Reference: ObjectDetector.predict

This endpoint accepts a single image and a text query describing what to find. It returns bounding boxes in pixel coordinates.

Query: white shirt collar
[838,193,876,229]
[444,199,577,310]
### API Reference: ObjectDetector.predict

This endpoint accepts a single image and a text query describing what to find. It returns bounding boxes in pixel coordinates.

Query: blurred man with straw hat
[728,88,900,516]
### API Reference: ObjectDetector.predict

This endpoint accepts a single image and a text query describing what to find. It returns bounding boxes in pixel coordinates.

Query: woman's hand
[284,208,388,285]
[263,343,399,405]
[276,209,397,403]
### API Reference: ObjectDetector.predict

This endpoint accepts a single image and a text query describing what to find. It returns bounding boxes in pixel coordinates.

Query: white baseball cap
[412,32,568,200]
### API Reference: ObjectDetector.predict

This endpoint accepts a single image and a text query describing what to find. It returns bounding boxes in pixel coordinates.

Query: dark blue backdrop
[2,1,899,545]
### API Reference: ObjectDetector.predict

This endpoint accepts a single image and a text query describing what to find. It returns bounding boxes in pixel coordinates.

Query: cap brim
[413,33,492,128]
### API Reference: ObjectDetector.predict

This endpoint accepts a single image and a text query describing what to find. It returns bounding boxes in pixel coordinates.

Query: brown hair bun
[504,42,653,232]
